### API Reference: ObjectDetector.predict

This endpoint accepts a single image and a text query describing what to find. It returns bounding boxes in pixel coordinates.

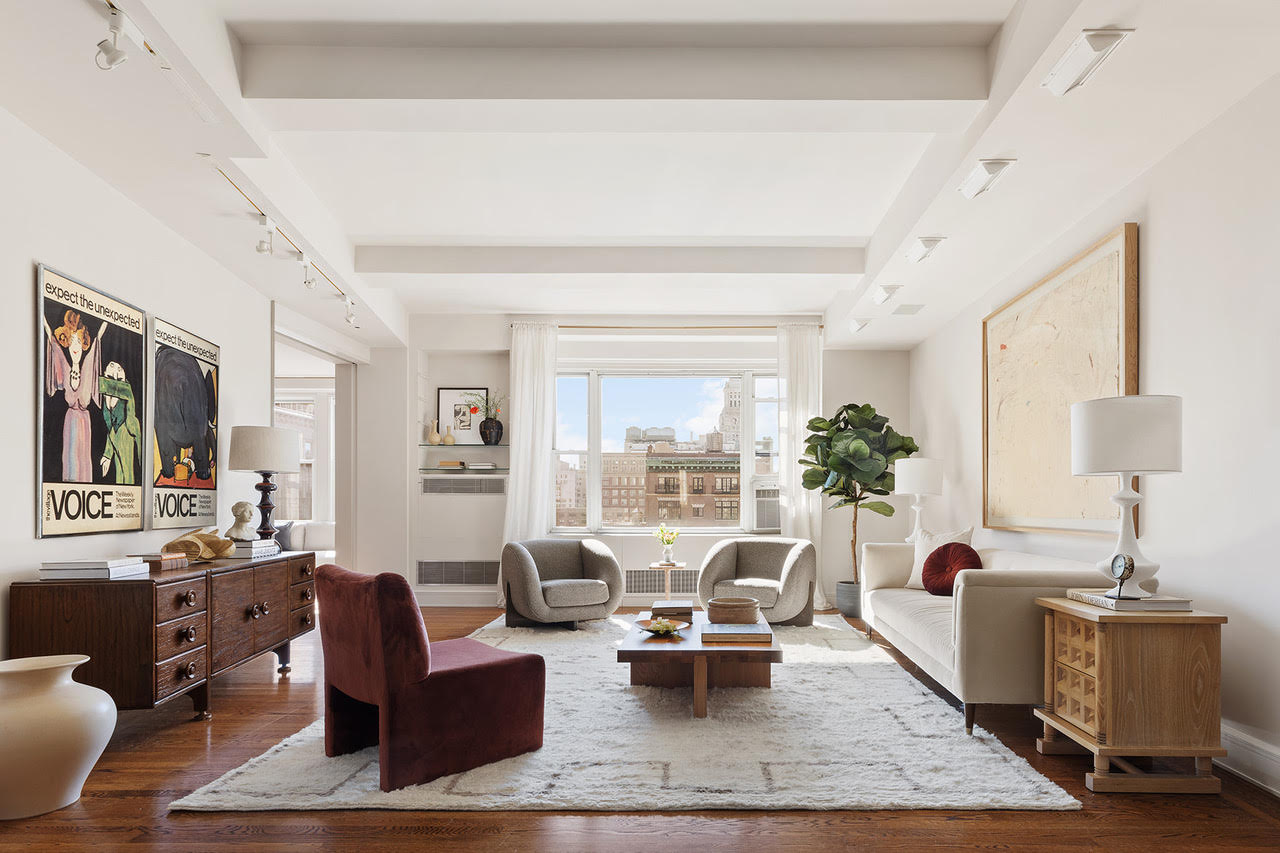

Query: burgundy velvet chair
[315,564,545,792]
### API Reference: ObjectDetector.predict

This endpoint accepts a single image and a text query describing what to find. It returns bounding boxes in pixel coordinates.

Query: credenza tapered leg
[190,682,211,721]
[275,641,292,675]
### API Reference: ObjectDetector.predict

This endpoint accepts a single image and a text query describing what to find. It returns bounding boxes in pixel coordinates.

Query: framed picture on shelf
[436,386,487,445]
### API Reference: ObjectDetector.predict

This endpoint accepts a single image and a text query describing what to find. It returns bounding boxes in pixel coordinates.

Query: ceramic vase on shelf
[442,426,456,446]
[479,417,503,446]
[425,419,441,445]
[0,654,116,820]
[662,545,674,564]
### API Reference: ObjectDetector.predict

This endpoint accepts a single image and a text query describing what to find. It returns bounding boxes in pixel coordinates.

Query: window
[274,401,315,520]
[552,370,779,533]
[273,386,336,523]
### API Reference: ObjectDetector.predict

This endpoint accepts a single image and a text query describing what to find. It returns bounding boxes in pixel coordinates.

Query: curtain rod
[517,324,822,331]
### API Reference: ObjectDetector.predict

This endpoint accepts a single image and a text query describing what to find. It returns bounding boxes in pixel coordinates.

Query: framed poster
[982,223,1138,534]
[151,318,219,529]
[437,387,487,445]
[37,265,147,537]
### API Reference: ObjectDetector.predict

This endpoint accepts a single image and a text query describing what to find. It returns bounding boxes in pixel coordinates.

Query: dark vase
[835,581,861,618]
[479,417,503,446]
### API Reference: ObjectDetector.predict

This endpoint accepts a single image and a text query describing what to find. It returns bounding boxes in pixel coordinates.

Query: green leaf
[832,432,871,460]
[830,497,863,509]
[861,500,896,517]
[823,470,840,490]
[806,417,833,432]
[801,468,828,490]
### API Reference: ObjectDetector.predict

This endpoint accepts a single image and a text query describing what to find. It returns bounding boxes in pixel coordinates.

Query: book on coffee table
[701,622,773,643]
[652,600,694,622]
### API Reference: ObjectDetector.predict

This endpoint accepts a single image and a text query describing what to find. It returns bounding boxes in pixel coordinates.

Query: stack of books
[652,600,694,622]
[700,622,774,644]
[231,538,281,559]
[468,461,498,471]
[1067,588,1192,612]
[129,552,189,572]
[436,460,465,469]
[40,557,149,580]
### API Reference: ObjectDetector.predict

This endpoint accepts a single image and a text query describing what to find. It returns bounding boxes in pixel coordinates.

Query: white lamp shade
[894,457,944,495]
[1070,395,1182,475]
[228,426,301,474]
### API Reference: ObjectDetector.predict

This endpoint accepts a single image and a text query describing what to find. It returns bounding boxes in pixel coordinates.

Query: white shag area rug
[171,614,1078,812]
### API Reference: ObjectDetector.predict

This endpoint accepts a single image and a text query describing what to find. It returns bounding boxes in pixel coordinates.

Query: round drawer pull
[303,612,314,626]
[184,590,198,607]
[183,626,198,643]
[250,603,262,620]
[303,565,314,576]
[182,661,197,679]
[303,588,314,601]
[260,601,270,616]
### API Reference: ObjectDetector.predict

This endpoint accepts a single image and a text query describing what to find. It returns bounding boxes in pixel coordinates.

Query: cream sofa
[860,543,1101,733]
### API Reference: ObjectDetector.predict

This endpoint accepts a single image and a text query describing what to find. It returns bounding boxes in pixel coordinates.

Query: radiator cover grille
[421,477,506,495]
[417,560,500,585]
[625,568,698,596]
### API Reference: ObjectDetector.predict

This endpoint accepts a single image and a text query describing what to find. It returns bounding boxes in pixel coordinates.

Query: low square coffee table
[617,610,783,718]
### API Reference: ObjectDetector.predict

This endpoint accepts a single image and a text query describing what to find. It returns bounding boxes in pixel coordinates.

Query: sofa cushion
[907,527,973,589]
[922,542,983,596]
[540,578,609,608]
[865,588,955,666]
[713,578,782,608]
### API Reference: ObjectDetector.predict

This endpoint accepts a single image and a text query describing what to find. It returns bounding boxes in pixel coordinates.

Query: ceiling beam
[355,245,865,275]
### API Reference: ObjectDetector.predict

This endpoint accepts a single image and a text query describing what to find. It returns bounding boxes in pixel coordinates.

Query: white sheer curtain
[777,321,829,609]
[499,320,558,605]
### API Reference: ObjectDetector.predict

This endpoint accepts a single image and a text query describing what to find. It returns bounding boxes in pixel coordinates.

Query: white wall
[0,105,271,656]
[909,75,1280,790]
[349,347,414,578]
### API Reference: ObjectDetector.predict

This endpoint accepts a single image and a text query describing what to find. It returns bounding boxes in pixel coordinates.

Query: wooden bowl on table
[706,597,760,624]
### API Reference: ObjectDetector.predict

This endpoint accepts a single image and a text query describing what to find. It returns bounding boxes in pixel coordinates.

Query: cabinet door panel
[253,562,290,652]
[210,568,255,673]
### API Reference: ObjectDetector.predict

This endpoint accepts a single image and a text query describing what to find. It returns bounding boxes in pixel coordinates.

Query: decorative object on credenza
[894,456,943,544]
[798,402,919,608]
[151,318,219,529]
[1071,394,1182,597]
[425,418,441,445]
[983,223,1138,534]
[228,425,301,540]
[224,500,257,541]
[36,265,147,537]
[461,388,507,446]
[653,523,680,564]
[436,387,487,445]
[706,596,760,625]
[162,527,236,561]
[0,654,116,820]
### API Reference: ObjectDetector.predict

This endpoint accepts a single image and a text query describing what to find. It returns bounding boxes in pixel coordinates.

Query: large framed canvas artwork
[151,318,219,529]
[982,223,1138,534]
[37,265,147,537]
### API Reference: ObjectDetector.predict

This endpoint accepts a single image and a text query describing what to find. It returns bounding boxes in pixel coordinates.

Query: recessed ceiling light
[849,317,871,333]
[1041,29,1133,97]
[893,304,925,316]
[958,159,1016,200]
[906,237,944,263]
[871,285,902,306]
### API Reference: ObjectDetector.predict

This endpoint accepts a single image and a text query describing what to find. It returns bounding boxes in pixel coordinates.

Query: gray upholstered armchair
[502,539,625,628]
[697,537,817,626]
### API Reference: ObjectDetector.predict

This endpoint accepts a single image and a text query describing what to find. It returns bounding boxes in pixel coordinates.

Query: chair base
[504,585,579,630]
[768,582,815,626]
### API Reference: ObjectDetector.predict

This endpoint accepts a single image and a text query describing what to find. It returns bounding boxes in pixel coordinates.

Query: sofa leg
[964,703,977,735]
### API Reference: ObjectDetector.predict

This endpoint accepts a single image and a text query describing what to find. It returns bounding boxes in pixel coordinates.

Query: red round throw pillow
[921,542,983,596]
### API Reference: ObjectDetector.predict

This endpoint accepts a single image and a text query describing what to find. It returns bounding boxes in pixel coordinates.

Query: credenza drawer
[1054,612,1097,677]
[290,604,315,638]
[156,645,207,701]
[290,553,316,584]
[1053,661,1100,737]
[291,581,315,609]
[155,612,207,663]
[156,578,207,624]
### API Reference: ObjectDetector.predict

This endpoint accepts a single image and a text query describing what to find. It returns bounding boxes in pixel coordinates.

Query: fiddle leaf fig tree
[799,402,919,583]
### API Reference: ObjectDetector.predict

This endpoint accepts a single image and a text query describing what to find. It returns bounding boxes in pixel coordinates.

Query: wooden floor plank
[1,606,1276,851]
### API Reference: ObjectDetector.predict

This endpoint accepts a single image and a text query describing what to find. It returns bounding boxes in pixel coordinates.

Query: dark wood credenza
[8,551,317,720]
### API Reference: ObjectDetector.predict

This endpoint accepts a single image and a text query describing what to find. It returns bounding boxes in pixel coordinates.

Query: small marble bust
[225,501,257,541]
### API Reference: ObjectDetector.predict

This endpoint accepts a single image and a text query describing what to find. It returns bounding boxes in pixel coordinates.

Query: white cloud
[682,379,727,436]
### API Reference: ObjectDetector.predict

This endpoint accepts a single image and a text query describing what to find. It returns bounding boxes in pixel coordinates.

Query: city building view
[555,378,780,529]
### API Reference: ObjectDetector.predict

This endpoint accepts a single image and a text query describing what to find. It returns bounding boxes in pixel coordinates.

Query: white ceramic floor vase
[0,654,116,820]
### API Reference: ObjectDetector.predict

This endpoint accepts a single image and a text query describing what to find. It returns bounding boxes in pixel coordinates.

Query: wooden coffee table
[617,611,782,718]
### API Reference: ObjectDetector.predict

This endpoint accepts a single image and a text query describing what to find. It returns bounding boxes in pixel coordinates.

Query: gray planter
[835,581,861,618]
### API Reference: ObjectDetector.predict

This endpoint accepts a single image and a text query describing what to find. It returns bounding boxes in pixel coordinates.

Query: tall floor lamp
[894,457,944,543]
[1070,395,1182,598]
[229,425,301,540]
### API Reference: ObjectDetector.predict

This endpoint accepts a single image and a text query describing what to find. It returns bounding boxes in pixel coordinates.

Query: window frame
[551,368,781,535]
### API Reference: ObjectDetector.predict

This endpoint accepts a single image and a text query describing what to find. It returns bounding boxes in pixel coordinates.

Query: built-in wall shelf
[419,467,510,475]
[419,443,509,448]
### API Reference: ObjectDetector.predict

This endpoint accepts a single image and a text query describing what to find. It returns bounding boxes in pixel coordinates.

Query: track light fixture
[95,11,130,70]
[297,253,317,289]
[343,297,358,327]
[256,215,276,255]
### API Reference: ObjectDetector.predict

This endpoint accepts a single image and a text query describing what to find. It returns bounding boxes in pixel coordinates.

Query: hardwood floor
[4,607,1277,851]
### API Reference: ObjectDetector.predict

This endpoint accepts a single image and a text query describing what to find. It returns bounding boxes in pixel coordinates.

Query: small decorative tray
[635,618,690,637]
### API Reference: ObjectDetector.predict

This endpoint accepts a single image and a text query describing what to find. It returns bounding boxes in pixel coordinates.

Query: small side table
[647,561,686,601]
[1034,596,1227,793]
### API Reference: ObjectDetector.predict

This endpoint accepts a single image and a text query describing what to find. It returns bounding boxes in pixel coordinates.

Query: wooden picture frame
[982,223,1138,534]
[436,386,488,446]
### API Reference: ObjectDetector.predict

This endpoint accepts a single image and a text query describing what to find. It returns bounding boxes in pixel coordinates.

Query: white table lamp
[229,425,301,540]
[1070,395,1182,597]
[894,457,944,543]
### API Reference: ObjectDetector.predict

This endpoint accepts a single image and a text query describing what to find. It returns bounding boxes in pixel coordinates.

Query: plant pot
[835,581,862,618]
[479,417,503,446]
[0,654,116,819]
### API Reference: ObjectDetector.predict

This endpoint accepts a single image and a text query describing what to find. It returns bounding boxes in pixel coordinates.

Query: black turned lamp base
[254,470,279,540]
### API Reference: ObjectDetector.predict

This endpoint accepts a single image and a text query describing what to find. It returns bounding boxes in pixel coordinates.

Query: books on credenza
[1067,588,1192,611]
[41,557,146,571]
[40,563,149,580]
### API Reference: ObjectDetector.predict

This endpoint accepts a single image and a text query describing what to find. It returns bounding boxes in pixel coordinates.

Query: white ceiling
[4,0,1280,350]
